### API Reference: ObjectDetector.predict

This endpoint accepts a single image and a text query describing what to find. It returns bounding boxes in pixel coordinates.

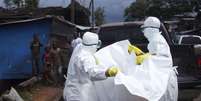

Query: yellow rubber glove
[105,67,119,77]
[128,44,144,55]
[136,53,150,65]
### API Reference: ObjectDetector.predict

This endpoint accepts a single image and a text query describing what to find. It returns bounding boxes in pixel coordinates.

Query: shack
[0,16,77,92]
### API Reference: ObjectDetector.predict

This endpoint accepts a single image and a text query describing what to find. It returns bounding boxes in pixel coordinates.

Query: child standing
[43,46,53,82]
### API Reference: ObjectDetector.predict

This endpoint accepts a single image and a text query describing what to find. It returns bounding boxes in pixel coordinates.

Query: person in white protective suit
[63,32,119,101]
[141,16,178,101]
[71,37,82,49]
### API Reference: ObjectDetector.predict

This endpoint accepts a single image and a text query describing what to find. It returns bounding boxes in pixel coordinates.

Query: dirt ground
[32,86,62,101]
[18,81,63,101]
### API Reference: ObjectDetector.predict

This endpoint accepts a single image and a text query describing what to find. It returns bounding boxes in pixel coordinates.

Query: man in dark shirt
[30,34,42,76]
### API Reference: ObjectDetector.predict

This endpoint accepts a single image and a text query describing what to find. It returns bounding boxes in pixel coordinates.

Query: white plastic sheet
[95,40,136,74]
[94,40,174,101]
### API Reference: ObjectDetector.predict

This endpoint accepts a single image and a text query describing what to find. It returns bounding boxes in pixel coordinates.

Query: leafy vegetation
[124,0,200,21]
[95,7,105,26]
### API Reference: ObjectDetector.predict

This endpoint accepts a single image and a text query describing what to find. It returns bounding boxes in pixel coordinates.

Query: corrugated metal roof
[0,16,52,26]
[100,21,143,28]
[0,15,75,26]
[0,15,94,32]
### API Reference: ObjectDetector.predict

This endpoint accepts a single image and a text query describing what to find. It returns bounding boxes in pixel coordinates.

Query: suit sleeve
[80,55,107,81]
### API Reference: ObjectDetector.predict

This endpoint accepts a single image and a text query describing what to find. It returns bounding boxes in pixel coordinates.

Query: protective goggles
[140,26,160,32]
[83,40,102,48]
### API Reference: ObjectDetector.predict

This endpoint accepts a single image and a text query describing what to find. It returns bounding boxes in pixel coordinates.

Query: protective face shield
[141,17,161,41]
[82,32,101,53]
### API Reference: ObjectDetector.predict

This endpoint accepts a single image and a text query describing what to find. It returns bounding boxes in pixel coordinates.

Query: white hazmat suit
[63,32,118,101]
[141,17,178,101]
[71,37,82,49]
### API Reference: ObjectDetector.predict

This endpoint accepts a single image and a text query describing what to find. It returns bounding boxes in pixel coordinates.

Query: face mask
[142,28,160,41]
[143,28,152,40]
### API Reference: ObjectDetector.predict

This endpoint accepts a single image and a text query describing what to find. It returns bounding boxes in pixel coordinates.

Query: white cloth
[159,68,178,101]
[63,44,107,101]
[94,40,147,101]
[114,55,173,101]
[94,39,178,101]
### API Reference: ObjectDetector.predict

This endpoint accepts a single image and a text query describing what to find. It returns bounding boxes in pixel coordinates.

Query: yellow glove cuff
[128,44,144,55]
[136,53,151,65]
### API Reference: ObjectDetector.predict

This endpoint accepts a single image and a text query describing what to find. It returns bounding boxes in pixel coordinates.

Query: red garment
[44,52,51,64]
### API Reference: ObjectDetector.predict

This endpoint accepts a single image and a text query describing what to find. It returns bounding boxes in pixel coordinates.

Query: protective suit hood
[142,17,171,57]
[141,17,161,42]
[141,16,160,29]
[82,32,101,53]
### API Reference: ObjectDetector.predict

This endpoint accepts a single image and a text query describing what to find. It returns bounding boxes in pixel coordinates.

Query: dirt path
[32,86,62,101]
